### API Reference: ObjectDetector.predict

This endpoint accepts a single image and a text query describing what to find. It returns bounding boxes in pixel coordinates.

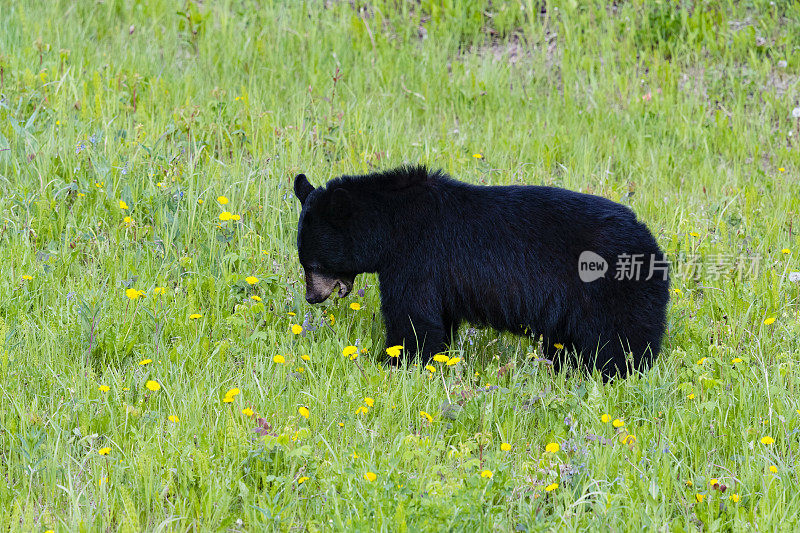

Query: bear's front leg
[384,310,447,364]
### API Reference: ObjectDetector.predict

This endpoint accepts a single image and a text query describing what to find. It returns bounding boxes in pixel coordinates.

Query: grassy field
[1,0,800,530]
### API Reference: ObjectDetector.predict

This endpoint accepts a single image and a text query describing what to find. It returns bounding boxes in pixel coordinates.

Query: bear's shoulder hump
[378,165,443,191]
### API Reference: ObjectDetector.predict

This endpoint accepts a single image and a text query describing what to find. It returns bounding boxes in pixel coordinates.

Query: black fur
[294,166,669,377]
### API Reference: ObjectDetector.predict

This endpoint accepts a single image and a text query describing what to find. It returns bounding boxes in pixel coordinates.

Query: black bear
[293,166,669,377]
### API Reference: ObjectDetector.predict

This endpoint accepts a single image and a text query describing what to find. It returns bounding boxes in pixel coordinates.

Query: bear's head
[293,173,358,304]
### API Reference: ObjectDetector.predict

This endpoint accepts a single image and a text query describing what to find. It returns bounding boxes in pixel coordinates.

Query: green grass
[1,0,800,530]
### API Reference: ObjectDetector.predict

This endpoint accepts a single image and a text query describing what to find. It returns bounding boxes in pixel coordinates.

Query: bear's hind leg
[580,333,638,379]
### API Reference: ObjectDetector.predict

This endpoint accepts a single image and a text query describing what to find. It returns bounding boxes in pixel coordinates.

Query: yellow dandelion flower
[545,483,558,492]
[761,436,775,445]
[686,480,693,487]
[219,211,234,221]
[297,476,309,484]
[386,345,403,357]
[123,216,133,224]
[242,408,254,417]
[696,357,706,365]
[98,447,111,455]
[350,302,361,310]
[501,442,511,451]
[22,274,33,281]
[709,478,719,486]
[223,397,234,403]
[480,469,493,478]
[688,393,695,400]
[729,493,740,502]
[166,415,179,423]
[119,200,129,210]
[433,353,449,363]
[732,357,742,363]
[612,419,624,428]
[673,288,682,296]
[139,359,152,366]
[226,388,240,397]
[301,354,310,361]
[288,311,296,316]
[251,295,262,302]
[601,414,611,423]
[125,288,144,300]
[153,287,167,295]
[231,214,241,221]
[622,434,636,445]
[298,406,310,419]
[553,343,564,350]
[420,411,433,423]
[781,248,791,254]
[545,442,560,453]
[98,385,110,392]
[343,346,358,358]
[245,276,259,285]
[338,422,345,427]
[364,397,374,407]
[273,354,286,364]
[355,405,369,415]
[695,494,704,503]
[763,317,776,325]
[779,167,786,172]
[769,465,778,473]
[446,357,461,366]
[425,365,436,373]
[145,380,161,391]
[291,324,303,335]
[364,472,377,482]
[689,231,699,237]
[189,313,202,320]
[473,153,483,159]
[217,196,229,205]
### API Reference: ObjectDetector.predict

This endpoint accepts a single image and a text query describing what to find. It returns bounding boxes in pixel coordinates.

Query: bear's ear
[294,173,315,205]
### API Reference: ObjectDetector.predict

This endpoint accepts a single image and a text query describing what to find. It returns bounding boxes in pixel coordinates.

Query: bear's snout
[305,292,328,304]
[303,270,354,304]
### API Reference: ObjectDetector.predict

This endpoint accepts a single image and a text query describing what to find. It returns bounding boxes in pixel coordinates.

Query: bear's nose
[306,293,324,304]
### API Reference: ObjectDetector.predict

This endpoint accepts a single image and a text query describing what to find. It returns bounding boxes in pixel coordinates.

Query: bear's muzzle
[304,271,354,303]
